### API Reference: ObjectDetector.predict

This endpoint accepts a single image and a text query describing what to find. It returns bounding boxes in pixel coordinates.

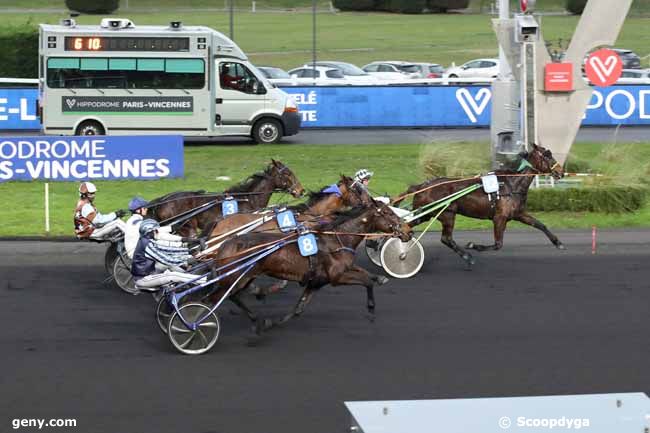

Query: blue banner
[0,88,40,130]
[0,135,184,182]
[7,86,650,130]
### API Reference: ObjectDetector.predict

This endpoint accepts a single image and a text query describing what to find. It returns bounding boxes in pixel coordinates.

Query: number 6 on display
[298,234,318,257]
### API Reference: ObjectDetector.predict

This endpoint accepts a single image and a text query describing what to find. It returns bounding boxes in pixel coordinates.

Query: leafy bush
[427,0,470,11]
[332,0,377,11]
[528,187,648,213]
[566,0,587,14]
[0,24,39,78]
[388,0,426,13]
[65,0,120,14]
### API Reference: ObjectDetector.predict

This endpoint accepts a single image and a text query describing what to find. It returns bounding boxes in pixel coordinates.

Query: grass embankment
[1,142,649,237]
[4,10,650,71]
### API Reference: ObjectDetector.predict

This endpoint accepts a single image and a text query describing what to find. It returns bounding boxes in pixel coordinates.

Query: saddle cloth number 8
[298,234,318,257]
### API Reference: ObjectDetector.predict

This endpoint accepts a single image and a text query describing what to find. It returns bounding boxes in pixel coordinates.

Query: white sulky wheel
[112,255,138,295]
[155,296,174,335]
[104,243,119,275]
[380,237,425,279]
[168,303,220,355]
[365,237,387,267]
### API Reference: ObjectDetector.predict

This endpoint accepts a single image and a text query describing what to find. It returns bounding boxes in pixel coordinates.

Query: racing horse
[203,175,373,242]
[395,143,565,266]
[147,160,304,237]
[204,203,412,333]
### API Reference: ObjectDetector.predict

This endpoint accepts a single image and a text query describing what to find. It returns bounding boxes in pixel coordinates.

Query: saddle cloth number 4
[222,199,238,216]
[276,210,297,232]
[298,234,318,257]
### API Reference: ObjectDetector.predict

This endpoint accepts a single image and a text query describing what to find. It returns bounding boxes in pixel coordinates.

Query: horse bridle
[271,164,302,196]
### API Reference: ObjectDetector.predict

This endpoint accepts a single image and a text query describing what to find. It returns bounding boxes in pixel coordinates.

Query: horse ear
[271,158,278,165]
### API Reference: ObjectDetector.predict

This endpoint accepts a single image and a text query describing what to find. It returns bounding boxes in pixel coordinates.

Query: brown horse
[204,203,412,333]
[396,143,565,266]
[204,175,373,243]
[147,160,304,237]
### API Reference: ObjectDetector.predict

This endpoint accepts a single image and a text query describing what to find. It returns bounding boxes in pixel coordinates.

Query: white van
[39,18,300,143]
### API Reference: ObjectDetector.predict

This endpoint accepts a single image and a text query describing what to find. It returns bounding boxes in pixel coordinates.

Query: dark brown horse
[204,175,372,243]
[396,144,565,266]
[204,203,412,333]
[147,160,304,237]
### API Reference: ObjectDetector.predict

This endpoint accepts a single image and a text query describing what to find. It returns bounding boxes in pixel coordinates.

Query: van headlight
[284,97,298,113]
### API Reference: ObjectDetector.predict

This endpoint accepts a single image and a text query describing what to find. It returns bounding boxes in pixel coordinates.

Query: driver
[131,219,206,292]
[220,63,242,90]
[353,169,373,190]
[123,196,188,259]
[74,181,126,239]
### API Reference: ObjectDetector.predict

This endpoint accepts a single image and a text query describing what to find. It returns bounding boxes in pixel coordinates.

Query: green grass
[4,9,650,71]
[2,142,649,237]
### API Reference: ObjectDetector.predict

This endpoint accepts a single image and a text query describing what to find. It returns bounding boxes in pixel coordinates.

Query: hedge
[0,25,39,78]
[332,0,376,11]
[334,0,468,12]
[65,0,120,14]
[566,0,587,14]
[527,186,648,213]
[389,0,426,13]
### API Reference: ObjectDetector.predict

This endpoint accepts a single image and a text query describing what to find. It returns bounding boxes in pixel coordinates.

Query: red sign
[520,0,528,12]
[585,49,623,87]
[545,63,573,92]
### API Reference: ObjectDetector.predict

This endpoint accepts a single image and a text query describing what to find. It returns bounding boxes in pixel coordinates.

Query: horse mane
[147,190,206,208]
[316,206,368,231]
[225,171,268,194]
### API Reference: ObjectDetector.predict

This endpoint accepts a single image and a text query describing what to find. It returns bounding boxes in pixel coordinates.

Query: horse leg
[229,290,258,322]
[330,268,377,318]
[439,211,475,266]
[515,212,566,250]
[272,287,316,328]
[467,215,508,251]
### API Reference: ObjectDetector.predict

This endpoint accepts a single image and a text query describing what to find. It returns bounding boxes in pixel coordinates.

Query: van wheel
[76,120,105,136]
[252,118,283,144]
[448,74,458,78]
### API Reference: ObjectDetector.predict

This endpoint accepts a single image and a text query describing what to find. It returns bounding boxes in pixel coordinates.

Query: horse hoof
[466,242,475,249]
[557,243,566,250]
[376,276,389,285]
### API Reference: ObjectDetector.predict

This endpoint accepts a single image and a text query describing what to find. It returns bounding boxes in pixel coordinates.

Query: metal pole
[312,0,317,70]
[229,0,234,41]
[498,0,510,79]
[45,183,50,234]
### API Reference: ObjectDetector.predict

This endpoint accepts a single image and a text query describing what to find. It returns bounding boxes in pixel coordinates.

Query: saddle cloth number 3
[298,234,318,257]
[222,200,238,216]
[276,210,297,232]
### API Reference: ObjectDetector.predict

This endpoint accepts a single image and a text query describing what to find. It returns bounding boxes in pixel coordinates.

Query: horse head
[364,201,412,242]
[338,174,373,207]
[268,159,305,197]
[520,144,564,179]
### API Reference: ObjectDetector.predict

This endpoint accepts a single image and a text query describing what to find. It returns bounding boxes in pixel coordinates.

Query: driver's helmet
[354,169,373,183]
[79,181,97,197]
[128,196,149,212]
[139,219,160,237]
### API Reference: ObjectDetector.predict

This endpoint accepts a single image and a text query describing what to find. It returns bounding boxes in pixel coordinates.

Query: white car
[257,66,295,87]
[288,66,349,85]
[445,58,499,79]
[362,61,421,80]
[303,61,381,84]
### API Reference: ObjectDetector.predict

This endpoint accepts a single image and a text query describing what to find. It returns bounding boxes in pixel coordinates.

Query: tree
[65,0,120,14]
[566,0,588,15]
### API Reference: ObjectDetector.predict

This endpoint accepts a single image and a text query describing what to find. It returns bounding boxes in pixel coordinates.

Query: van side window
[219,62,262,94]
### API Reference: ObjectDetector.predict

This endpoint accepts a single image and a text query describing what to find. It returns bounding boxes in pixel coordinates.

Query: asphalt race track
[1,230,649,433]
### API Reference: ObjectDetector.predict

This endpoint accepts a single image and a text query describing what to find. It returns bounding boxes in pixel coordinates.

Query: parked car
[288,66,349,85]
[257,66,295,86]
[613,49,641,70]
[617,68,650,84]
[362,61,421,80]
[444,58,499,79]
[303,61,381,84]
[412,62,445,78]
